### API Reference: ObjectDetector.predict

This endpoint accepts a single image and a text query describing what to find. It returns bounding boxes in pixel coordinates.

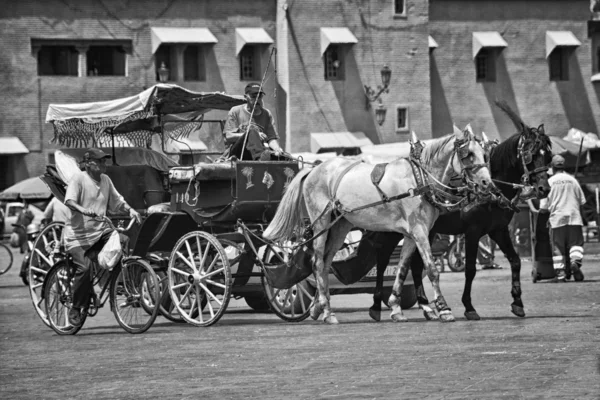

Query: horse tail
[495,100,530,132]
[263,168,312,242]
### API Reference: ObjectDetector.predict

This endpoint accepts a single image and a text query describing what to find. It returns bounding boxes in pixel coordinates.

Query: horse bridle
[452,137,490,194]
[517,134,549,185]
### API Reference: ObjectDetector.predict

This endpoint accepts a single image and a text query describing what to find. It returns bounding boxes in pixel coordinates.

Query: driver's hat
[83,148,111,162]
[245,83,265,96]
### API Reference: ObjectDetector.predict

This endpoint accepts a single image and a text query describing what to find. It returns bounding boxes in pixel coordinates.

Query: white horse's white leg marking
[389,237,417,322]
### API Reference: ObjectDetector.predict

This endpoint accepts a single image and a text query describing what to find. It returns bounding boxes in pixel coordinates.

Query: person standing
[221,82,283,161]
[539,154,586,281]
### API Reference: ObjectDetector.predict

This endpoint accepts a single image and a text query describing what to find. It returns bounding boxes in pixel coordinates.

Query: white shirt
[540,171,586,228]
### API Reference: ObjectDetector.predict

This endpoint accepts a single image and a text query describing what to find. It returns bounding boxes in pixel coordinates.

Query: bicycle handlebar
[91,215,137,233]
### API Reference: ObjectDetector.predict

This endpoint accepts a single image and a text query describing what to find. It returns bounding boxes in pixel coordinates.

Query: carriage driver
[63,148,142,327]
[221,82,283,161]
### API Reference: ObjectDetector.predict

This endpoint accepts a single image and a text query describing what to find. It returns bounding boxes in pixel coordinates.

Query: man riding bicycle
[63,149,141,327]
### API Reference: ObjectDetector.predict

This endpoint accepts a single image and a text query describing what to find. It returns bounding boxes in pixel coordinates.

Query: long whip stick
[574,136,584,176]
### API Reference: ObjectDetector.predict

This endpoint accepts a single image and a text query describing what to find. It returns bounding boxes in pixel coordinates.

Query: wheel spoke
[34,249,53,267]
[204,279,226,289]
[194,286,207,322]
[298,285,307,312]
[203,253,219,275]
[171,265,191,277]
[198,282,222,306]
[175,252,195,271]
[297,283,314,302]
[184,240,197,272]
[172,281,188,290]
[202,267,224,279]
[175,283,194,308]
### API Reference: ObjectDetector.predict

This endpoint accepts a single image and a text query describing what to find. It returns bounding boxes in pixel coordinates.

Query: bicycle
[447,234,497,272]
[43,216,160,335]
[0,241,13,276]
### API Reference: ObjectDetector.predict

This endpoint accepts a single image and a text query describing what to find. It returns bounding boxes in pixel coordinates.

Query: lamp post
[158,62,169,83]
[364,65,392,126]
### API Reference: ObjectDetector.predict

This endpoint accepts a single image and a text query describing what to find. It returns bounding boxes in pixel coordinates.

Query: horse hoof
[369,308,381,322]
[423,310,439,321]
[439,311,455,323]
[310,305,323,321]
[324,314,339,325]
[511,304,526,318]
[391,312,408,322]
[464,311,481,321]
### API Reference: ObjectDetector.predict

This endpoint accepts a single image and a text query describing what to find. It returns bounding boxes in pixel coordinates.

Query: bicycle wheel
[0,243,13,275]
[28,222,64,327]
[110,259,160,334]
[447,240,465,273]
[44,260,85,335]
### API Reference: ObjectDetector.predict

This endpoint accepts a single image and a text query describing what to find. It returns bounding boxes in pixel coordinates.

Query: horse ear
[462,123,473,140]
[453,123,462,136]
[481,131,490,144]
[410,130,421,144]
[537,124,545,135]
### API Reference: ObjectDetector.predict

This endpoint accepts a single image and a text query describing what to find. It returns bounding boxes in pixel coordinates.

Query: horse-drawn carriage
[32,84,420,330]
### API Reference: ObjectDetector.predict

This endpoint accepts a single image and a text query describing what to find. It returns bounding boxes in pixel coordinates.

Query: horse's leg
[308,220,330,322]
[388,237,417,322]
[411,240,438,321]
[370,233,402,322]
[412,226,455,323]
[320,219,354,324]
[489,227,525,318]
[461,231,482,320]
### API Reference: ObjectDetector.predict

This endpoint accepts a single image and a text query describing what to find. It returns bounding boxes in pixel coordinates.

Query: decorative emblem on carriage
[242,167,254,189]
[283,167,296,191]
[262,171,275,190]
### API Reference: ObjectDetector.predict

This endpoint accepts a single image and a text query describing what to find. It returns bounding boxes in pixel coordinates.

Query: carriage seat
[169,162,236,182]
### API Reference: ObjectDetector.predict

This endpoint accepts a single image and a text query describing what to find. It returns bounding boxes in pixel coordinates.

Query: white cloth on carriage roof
[539,171,586,228]
[63,172,127,251]
[223,104,279,144]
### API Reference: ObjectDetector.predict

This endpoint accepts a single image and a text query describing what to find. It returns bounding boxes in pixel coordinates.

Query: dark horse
[369,102,553,322]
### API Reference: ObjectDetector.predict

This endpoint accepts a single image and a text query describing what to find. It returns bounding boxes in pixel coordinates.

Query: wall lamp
[158,62,170,83]
[364,65,392,126]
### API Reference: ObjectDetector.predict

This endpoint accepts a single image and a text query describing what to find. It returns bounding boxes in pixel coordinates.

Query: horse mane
[420,134,455,165]
[489,133,521,170]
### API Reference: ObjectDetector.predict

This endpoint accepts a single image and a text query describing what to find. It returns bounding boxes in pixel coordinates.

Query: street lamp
[157,62,169,83]
[364,65,392,125]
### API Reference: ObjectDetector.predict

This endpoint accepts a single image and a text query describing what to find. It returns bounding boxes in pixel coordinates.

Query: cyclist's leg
[70,247,93,310]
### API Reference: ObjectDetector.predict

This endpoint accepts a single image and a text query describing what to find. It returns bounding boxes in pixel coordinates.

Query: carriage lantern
[158,62,169,83]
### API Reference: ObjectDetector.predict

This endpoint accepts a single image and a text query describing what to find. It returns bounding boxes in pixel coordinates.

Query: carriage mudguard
[131,211,197,256]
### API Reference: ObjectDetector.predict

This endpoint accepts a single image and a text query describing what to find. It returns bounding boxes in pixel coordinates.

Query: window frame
[475,49,496,82]
[393,0,407,18]
[239,45,261,81]
[86,45,127,77]
[36,45,79,76]
[324,45,345,81]
[549,47,569,81]
[395,105,410,133]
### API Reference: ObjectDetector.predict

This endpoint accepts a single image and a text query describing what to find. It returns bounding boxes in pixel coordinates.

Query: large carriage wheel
[110,259,160,334]
[167,231,231,327]
[44,260,85,335]
[28,222,64,327]
[261,246,315,322]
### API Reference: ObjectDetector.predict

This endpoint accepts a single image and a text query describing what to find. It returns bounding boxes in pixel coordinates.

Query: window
[394,0,406,16]
[155,44,174,82]
[549,48,569,81]
[324,45,344,81]
[396,106,409,132]
[184,45,206,81]
[595,46,600,74]
[240,45,261,81]
[37,46,78,76]
[87,46,126,76]
[475,49,496,82]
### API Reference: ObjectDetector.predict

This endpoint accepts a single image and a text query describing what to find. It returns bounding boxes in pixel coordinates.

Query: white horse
[264,128,494,324]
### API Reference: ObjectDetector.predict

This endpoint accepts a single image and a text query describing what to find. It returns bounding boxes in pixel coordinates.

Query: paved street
[0,250,599,399]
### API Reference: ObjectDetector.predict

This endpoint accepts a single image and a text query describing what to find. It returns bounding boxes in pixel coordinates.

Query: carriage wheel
[44,260,85,335]
[167,231,231,327]
[110,259,160,334]
[447,239,465,273]
[261,246,315,322]
[28,222,64,327]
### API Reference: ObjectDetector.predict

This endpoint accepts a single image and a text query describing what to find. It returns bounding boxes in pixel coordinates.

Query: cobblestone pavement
[0,250,599,399]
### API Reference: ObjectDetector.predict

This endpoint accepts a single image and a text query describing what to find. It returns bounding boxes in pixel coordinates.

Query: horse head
[450,124,494,197]
[495,100,552,199]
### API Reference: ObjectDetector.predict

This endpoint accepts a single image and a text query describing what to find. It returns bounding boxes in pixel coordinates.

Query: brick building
[1,0,599,189]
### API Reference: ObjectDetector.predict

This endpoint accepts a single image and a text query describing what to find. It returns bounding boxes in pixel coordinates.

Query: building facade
[1,0,599,188]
